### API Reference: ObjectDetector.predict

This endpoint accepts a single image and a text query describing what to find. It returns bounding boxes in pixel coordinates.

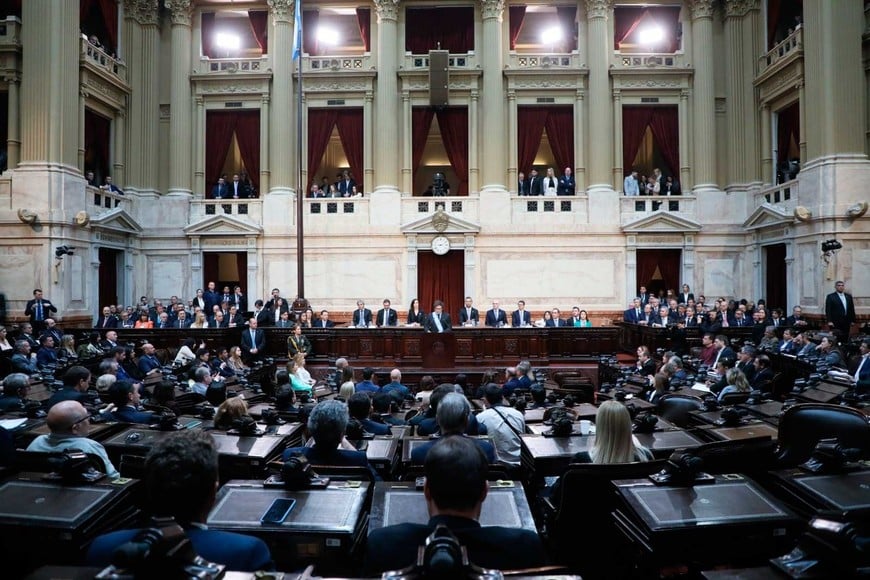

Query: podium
[420,332,456,369]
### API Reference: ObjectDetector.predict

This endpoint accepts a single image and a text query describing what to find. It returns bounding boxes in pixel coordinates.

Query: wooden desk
[702,423,779,442]
[363,436,399,476]
[766,468,870,517]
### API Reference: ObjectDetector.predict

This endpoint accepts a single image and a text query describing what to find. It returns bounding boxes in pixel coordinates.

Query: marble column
[401,89,412,194]
[688,0,717,192]
[373,0,401,194]
[760,104,772,185]
[584,0,614,192]
[78,89,87,172]
[612,89,622,190]
[679,89,691,188]
[574,89,585,193]
[797,80,807,163]
[267,0,295,196]
[5,74,19,170]
[363,90,373,193]
[469,89,479,193]
[478,0,507,194]
[507,90,517,192]
[193,97,205,197]
[259,94,270,193]
[113,110,126,187]
[165,0,193,197]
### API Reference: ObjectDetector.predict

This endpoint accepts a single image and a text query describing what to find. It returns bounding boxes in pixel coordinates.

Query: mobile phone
[260,497,297,525]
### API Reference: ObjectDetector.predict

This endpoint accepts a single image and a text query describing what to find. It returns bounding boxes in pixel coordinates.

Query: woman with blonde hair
[214,397,250,429]
[226,345,249,373]
[189,311,207,329]
[573,400,652,464]
[59,334,78,359]
[718,368,751,402]
[292,352,315,386]
[338,381,355,401]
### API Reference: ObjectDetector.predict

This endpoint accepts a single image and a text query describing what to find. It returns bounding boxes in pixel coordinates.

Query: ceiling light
[215,32,241,51]
[317,27,340,46]
[541,26,563,44]
[638,26,664,46]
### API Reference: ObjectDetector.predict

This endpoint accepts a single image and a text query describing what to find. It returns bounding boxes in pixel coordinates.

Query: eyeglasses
[71,414,92,427]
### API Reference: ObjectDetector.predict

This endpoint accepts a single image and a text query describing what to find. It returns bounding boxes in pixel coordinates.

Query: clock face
[431,236,450,255]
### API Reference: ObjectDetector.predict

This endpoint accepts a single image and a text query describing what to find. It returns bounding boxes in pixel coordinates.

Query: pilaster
[478,0,507,194]
[688,0,717,192]
[267,0,296,196]
[165,0,193,198]
[584,0,614,193]
[5,73,19,170]
[373,0,401,194]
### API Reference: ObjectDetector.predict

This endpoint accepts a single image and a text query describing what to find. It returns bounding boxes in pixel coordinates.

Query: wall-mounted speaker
[429,50,449,108]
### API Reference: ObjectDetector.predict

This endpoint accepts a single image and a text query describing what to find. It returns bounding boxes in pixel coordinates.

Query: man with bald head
[26,400,119,478]
[137,343,162,376]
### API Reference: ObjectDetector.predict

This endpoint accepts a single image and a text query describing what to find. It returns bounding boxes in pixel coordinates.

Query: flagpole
[294,0,305,301]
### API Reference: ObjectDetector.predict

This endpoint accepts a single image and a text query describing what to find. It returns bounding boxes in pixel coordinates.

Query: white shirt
[476,406,525,466]
[624,176,639,196]
[855,355,868,382]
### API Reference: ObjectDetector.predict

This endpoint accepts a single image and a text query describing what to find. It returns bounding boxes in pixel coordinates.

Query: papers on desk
[0,418,28,430]
[691,383,712,394]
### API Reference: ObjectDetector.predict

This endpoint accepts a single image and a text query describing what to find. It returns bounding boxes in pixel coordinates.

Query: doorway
[764,244,787,311]
[98,247,122,308]
[417,250,464,319]
[636,249,682,299]
[202,251,247,291]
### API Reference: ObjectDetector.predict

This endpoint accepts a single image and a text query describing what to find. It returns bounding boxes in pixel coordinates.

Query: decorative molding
[373,0,401,23]
[159,104,171,119]
[724,0,760,19]
[688,0,716,20]
[164,0,192,27]
[196,81,271,95]
[510,77,578,90]
[266,0,295,24]
[124,0,159,26]
[584,0,613,20]
[479,0,506,21]
[615,78,684,89]
[304,78,373,93]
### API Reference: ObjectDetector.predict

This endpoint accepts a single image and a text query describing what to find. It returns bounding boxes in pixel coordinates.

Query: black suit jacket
[94,315,118,329]
[424,312,452,333]
[25,298,57,325]
[336,178,356,196]
[241,328,266,356]
[352,308,373,327]
[485,309,507,328]
[459,307,479,325]
[528,176,543,195]
[511,310,532,327]
[546,318,567,327]
[316,319,335,328]
[376,308,398,327]
[825,292,856,331]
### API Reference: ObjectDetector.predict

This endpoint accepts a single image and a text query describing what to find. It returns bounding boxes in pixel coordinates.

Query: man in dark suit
[365,434,546,574]
[99,330,119,351]
[87,430,273,572]
[251,300,270,327]
[635,346,656,377]
[353,300,373,327]
[107,381,156,424]
[511,300,532,327]
[736,346,757,384]
[231,286,247,312]
[241,318,266,360]
[680,307,700,328]
[547,308,567,327]
[712,335,736,367]
[517,171,528,195]
[527,168,543,195]
[317,309,335,328]
[425,301,452,333]
[45,366,92,410]
[785,305,809,329]
[825,280,857,339]
[203,281,221,314]
[623,299,643,323]
[336,170,356,196]
[172,310,191,328]
[229,173,251,199]
[638,286,649,306]
[485,300,507,328]
[211,176,228,199]
[25,288,57,334]
[94,306,117,329]
[376,299,398,327]
[458,296,479,326]
[557,166,575,196]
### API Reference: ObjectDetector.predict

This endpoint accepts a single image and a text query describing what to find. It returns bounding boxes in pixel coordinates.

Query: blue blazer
[87,527,273,572]
[410,435,496,465]
[111,406,156,425]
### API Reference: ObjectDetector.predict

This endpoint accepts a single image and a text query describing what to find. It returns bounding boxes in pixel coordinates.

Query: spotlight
[316,26,340,46]
[541,26,564,45]
[55,245,75,259]
[821,239,842,254]
[638,25,665,46]
[214,32,241,52]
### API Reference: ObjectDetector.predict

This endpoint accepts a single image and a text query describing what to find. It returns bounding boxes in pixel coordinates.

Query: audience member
[572,401,652,463]
[476,383,524,467]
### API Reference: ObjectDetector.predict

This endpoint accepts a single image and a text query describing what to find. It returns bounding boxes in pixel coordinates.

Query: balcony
[506,52,581,70]
[402,52,476,70]
[0,16,21,49]
[401,196,477,223]
[755,180,796,212]
[610,52,687,70]
[758,27,802,75]
[303,54,374,73]
[190,198,263,225]
[80,36,126,82]
[619,195,696,226]
[88,186,131,216]
[200,57,269,74]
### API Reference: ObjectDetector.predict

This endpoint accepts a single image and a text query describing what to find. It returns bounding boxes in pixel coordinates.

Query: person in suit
[557,166,575,196]
[87,430,273,572]
[517,171,528,195]
[251,300,270,327]
[365,434,546,574]
[735,346,757,385]
[99,330,119,351]
[336,169,356,196]
[191,288,207,312]
[825,280,857,339]
[376,299,398,327]
[210,176,228,199]
[25,288,57,334]
[107,381,156,424]
[546,307,567,327]
[231,286,247,312]
[527,168,543,195]
[228,173,251,199]
[275,311,293,328]
[851,339,870,383]
[637,286,649,306]
[712,335,736,367]
[172,310,191,329]
[680,307,700,328]
[485,300,507,328]
[45,366,93,410]
[750,354,774,391]
[100,175,124,195]
[348,392,392,436]
[353,300,373,327]
[635,346,656,377]
[406,298,426,327]
[425,301,452,333]
[316,309,335,328]
[511,300,532,327]
[203,281,221,314]
[411,393,495,464]
[651,306,674,328]
[287,323,312,357]
[679,284,694,305]
[39,318,63,346]
[94,306,118,329]
[241,318,266,361]
[785,305,809,329]
[623,299,643,323]
[458,296,479,326]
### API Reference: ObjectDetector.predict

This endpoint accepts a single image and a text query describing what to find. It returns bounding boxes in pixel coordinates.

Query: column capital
[164,0,193,27]
[688,0,717,20]
[266,0,295,24]
[124,0,159,26]
[584,0,613,20]
[3,72,19,84]
[724,0,760,19]
[479,0,505,21]
[373,0,401,23]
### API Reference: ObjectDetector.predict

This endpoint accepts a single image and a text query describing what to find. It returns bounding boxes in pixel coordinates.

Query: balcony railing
[755,180,796,209]
[401,196,477,221]
[619,195,696,224]
[611,52,686,69]
[80,36,126,81]
[201,57,268,74]
[758,27,802,74]
[88,186,130,214]
[191,198,263,223]
[304,55,373,73]
[506,52,580,70]
[0,16,21,47]
[403,53,476,70]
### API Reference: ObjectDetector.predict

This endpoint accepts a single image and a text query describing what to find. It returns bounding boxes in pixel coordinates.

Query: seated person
[87,430,273,572]
[106,380,156,424]
[26,400,119,478]
[718,368,751,402]
[286,360,313,396]
[707,357,736,395]
[274,382,299,413]
[410,393,496,464]
[373,392,406,426]
[348,392,392,435]
[46,365,93,410]
[0,373,30,412]
[381,369,411,402]
[282,400,379,479]
[149,380,180,415]
[35,335,58,367]
[365,436,547,574]
[572,401,652,463]
[416,384,486,437]
[10,340,38,374]
[213,397,251,430]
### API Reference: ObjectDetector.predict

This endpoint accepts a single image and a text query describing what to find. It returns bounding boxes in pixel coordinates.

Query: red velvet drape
[614,7,645,49]
[3,0,21,18]
[412,107,435,179]
[205,111,238,196]
[636,249,682,296]
[614,6,680,52]
[233,110,261,191]
[435,107,469,196]
[646,106,679,179]
[417,250,465,322]
[405,7,474,53]
[302,10,319,56]
[235,252,247,289]
[335,109,364,189]
[555,6,577,52]
[767,0,782,49]
[622,106,653,173]
[84,109,111,184]
[517,107,549,174]
[508,6,526,50]
[544,106,575,173]
[776,102,800,166]
[307,109,338,189]
[200,12,216,58]
[248,10,268,54]
[203,253,219,290]
[356,7,371,52]
[80,0,118,55]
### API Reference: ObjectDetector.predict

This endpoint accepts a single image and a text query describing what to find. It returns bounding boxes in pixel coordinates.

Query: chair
[775,403,870,467]
[657,393,704,428]
[720,391,751,406]
[14,450,107,475]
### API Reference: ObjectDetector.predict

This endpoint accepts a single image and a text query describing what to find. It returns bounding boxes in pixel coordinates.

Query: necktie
[36,302,42,321]
[636,308,641,318]
[250,330,255,345]
[103,317,107,328]
[383,311,388,326]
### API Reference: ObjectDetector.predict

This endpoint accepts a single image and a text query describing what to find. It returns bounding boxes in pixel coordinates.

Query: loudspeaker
[429,50,449,108]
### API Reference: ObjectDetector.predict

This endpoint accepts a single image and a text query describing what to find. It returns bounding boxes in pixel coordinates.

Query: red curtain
[517,107,548,174]
[356,8,371,52]
[80,0,118,55]
[203,253,219,290]
[233,110,261,191]
[417,250,465,322]
[636,249,681,296]
[436,107,469,196]
[405,7,474,54]
[307,109,338,189]
[508,6,526,50]
[84,109,111,184]
[205,111,238,196]
[621,106,654,173]
[544,106,575,173]
[646,106,679,178]
[302,10,319,56]
[248,10,268,54]
[767,0,781,49]
[776,102,800,166]
[614,7,645,49]
[335,108,364,189]
[200,12,216,58]
[556,5,577,51]
[235,252,247,289]
[412,107,435,178]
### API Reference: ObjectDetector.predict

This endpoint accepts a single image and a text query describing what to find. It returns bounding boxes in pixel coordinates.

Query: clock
[431,236,451,255]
